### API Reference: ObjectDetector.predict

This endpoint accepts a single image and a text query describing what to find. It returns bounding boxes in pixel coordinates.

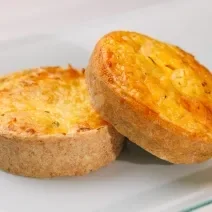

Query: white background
[0,0,172,41]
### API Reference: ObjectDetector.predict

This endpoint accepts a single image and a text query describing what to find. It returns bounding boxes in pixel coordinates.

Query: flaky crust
[85,31,212,164]
[0,125,123,178]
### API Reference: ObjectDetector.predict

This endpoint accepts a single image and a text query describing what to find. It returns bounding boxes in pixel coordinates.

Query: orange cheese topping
[0,66,106,135]
[101,31,212,138]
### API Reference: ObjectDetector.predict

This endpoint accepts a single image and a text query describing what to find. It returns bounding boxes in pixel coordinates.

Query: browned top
[0,66,107,136]
[96,31,212,139]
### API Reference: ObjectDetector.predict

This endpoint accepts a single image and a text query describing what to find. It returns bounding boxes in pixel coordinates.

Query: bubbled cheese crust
[0,66,124,177]
[0,66,106,136]
[86,31,212,164]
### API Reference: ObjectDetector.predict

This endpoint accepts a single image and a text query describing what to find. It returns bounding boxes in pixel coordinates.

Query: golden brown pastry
[86,31,212,164]
[0,66,124,177]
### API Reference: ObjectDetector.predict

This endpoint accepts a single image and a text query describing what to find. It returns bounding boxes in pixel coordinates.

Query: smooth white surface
[0,0,212,211]
[0,0,170,41]
[198,205,212,212]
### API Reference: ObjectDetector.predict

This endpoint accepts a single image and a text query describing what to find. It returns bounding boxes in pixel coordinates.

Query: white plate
[0,0,212,211]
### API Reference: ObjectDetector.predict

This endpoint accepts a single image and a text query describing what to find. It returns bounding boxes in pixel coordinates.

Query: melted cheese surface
[102,31,212,138]
[0,66,106,135]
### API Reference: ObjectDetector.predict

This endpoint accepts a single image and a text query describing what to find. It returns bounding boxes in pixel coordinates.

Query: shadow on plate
[117,140,171,165]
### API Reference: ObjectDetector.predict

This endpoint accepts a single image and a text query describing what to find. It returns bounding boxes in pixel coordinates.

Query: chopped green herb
[52,121,60,127]
[148,56,156,65]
